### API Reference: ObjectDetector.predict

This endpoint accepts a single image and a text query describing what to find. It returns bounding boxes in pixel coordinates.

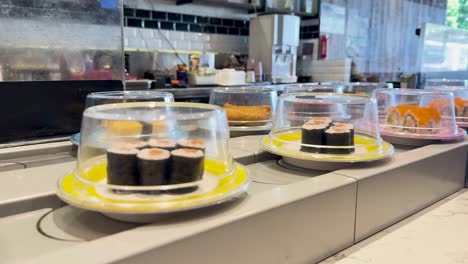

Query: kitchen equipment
[249,14,300,84]
[297,38,319,78]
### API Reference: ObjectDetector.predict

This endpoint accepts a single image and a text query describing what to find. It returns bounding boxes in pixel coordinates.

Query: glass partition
[0,0,123,81]
[419,23,468,87]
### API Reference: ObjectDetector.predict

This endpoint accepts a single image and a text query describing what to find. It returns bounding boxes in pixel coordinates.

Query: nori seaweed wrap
[106,146,139,186]
[169,148,204,184]
[137,148,171,186]
[332,123,354,145]
[324,127,354,154]
[301,118,331,153]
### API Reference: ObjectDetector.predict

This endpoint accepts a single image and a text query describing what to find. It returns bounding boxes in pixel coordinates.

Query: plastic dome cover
[424,86,468,127]
[375,88,459,136]
[263,93,391,160]
[283,84,342,94]
[209,87,277,128]
[74,102,236,193]
[85,91,174,108]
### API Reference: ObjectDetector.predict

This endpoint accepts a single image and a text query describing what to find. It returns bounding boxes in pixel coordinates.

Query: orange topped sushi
[385,105,441,134]
[453,97,468,122]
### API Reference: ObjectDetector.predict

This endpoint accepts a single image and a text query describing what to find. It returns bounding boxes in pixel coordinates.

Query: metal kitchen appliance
[249,14,300,84]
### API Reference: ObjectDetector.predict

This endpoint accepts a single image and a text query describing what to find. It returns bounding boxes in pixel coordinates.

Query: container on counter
[57,102,250,222]
[216,69,246,86]
[209,87,277,136]
[261,92,393,170]
[374,88,466,146]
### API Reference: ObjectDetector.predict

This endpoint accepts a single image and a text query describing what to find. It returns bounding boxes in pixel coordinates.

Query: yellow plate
[56,162,250,214]
[261,129,394,163]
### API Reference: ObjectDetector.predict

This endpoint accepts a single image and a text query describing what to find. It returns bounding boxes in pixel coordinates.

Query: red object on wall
[320,35,327,59]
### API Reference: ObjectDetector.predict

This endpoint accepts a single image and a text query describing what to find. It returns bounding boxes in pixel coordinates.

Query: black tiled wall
[123,6,250,36]
[300,25,320,39]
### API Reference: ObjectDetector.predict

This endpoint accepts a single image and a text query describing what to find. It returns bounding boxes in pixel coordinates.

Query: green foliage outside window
[446,0,468,29]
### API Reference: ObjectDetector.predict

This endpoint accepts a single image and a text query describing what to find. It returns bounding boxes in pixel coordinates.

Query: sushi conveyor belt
[0,135,467,264]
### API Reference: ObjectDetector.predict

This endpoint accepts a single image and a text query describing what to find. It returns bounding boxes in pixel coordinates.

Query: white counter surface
[321,189,468,264]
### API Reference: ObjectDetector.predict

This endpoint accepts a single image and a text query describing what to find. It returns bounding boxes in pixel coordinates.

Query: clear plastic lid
[283,84,343,94]
[73,102,239,197]
[425,86,468,127]
[209,87,277,128]
[85,91,174,108]
[375,88,460,137]
[322,82,390,96]
[262,93,392,161]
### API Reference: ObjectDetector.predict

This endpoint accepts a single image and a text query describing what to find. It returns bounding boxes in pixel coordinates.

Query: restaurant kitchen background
[0,0,466,144]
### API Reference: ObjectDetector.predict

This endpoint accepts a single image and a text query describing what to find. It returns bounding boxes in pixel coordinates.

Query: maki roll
[386,105,404,130]
[137,148,171,186]
[454,97,468,123]
[454,97,465,117]
[301,118,331,153]
[117,139,147,150]
[169,148,205,184]
[148,139,176,151]
[402,107,441,134]
[332,123,354,145]
[176,139,206,152]
[106,146,139,186]
[384,106,409,131]
[324,127,354,154]
[429,99,453,116]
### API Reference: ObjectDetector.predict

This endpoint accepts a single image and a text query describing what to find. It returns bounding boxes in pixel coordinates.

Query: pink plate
[380,127,466,147]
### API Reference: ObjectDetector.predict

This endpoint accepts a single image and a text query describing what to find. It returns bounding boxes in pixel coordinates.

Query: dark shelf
[249,7,319,20]
[175,0,319,20]
[176,0,258,10]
